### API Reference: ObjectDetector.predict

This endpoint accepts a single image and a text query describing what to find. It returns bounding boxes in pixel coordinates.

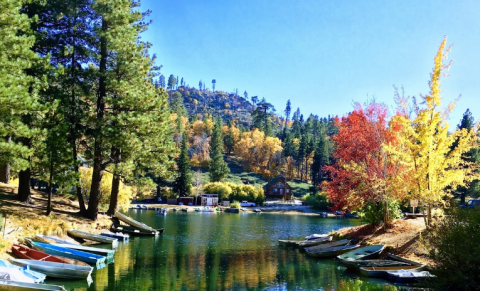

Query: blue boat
[29,241,106,266]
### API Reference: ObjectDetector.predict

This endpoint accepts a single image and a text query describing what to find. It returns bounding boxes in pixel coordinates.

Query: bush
[303,192,332,210]
[423,208,480,291]
[203,182,265,205]
[359,200,402,226]
[231,201,241,209]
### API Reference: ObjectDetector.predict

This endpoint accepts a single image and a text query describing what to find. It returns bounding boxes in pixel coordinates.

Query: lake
[54,210,409,291]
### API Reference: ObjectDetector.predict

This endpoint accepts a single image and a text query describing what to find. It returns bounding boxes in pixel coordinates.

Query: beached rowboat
[101,231,129,242]
[304,239,351,252]
[305,244,361,258]
[0,279,67,291]
[9,259,93,281]
[51,244,114,264]
[297,236,333,247]
[0,259,46,284]
[114,211,158,233]
[359,265,424,278]
[28,241,106,266]
[67,230,118,247]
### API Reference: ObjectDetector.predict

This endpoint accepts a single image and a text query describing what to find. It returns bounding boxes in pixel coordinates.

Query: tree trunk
[0,164,10,184]
[107,147,121,216]
[46,153,54,215]
[18,167,31,203]
[86,18,107,221]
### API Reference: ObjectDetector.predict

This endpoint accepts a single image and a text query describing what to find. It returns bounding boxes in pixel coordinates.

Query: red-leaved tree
[323,101,409,225]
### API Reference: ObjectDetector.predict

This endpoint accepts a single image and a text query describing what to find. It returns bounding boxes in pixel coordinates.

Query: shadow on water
[52,211,425,291]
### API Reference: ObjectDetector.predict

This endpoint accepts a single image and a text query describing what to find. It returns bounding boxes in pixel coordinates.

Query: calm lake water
[51,210,409,291]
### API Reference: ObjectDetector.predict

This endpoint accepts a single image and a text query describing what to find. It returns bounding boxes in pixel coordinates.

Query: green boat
[297,236,332,247]
[52,244,115,264]
[67,230,118,248]
[337,245,385,268]
[304,239,350,252]
[306,244,361,258]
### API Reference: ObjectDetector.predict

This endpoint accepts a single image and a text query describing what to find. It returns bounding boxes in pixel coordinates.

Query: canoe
[9,259,93,281]
[337,245,385,268]
[0,259,46,284]
[51,244,115,264]
[67,230,118,247]
[19,243,90,267]
[359,265,424,278]
[297,236,333,247]
[29,241,106,266]
[101,231,130,242]
[304,239,351,252]
[306,244,361,258]
[0,279,67,291]
[114,211,158,233]
[387,270,435,283]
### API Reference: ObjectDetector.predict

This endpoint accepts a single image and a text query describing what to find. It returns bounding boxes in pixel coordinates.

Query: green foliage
[336,279,398,291]
[168,74,176,89]
[424,208,480,291]
[203,182,265,205]
[230,201,241,209]
[209,117,229,182]
[174,132,192,197]
[303,192,332,210]
[170,92,187,117]
[359,200,402,226]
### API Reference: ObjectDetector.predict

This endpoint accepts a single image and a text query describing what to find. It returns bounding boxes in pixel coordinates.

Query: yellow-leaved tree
[389,37,480,227]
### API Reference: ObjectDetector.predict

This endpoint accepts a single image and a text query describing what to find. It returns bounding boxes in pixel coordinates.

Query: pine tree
[212,79,216,92]
[311,130,330,187]
[168,74,176,89]
[209,117,229,182]
[174,132,192,196]
[159,74,166,88]
[170,92,187,117]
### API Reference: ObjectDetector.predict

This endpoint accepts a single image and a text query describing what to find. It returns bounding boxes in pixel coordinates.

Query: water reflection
[53,211,414,290]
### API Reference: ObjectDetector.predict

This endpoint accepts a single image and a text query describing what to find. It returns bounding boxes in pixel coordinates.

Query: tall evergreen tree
[174,132,192,196]
[212,79,216,92]
[170,92,187,117]
[199,80,203,91]
[311,130,330,187]
[209,117,229,182]
[244,90,248,100]
[167,74,176,89]
[284,99,292,127]
[159,74,166,88]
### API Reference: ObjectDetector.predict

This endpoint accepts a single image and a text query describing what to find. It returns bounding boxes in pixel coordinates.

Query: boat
[18,243,90,267]
[172,208,180,211]
[35,235,80,245]
[339,259,411,271]
[305,244,361,258]
[337,245,385,268]
[28,241,106,266]
[0,280,67,291]
[181,208,188,212]
[0,266,37,284]
[157,208,167,215]
[114,211,158,233]
[0,259,46,283]
[297,236,333,247]
[110,218,163,236]
[67,230,118,247]
[359,265,424,278]
[141,205,148,210]
[387,270,435,283]
[304,239,351,252]
[305,234,329,240]
[101,231,129,242]
[9,259,93,281]
[135,205,141,209]
[51,244,115,264]
[253,209,261,213]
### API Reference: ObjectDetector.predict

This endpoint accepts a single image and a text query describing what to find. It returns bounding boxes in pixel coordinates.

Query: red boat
[12,244,89,267]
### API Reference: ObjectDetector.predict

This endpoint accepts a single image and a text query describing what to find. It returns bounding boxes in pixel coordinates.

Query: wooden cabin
[263,176,292,200]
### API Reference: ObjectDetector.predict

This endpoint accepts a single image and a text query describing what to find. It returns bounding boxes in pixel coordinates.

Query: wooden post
[2,214,7,238]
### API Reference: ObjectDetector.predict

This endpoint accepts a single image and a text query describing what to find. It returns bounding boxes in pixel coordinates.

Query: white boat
[101,231,130,242]
[305,234,329,240]
[141,205,148,210]
[67,229,118,247]
[0,259,46,283]
[9,259,93,281]
[41,235,80,245]
[114,211,158,233]
[0,266,36,283]
[387,270,435,283]
[0,279,67,291]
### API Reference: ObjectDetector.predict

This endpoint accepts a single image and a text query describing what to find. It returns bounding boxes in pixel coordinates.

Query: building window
[274,188,278,192]
[286,189,289,193]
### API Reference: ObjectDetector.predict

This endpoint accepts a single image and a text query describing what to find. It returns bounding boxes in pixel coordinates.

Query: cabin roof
[263,176,289,189]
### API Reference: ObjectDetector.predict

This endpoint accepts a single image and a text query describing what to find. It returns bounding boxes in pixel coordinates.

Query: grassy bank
[0,182,111,259]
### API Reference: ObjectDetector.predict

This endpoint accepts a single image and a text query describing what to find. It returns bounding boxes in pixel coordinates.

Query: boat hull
[67,230,118,247]
[304,239,350,252]
[114,211,158,233]
[306,245,361,258]
[0,279,67,291]
[9,259,93,281]
[29,242,106,266]
[359,265,423,278]
[52,244,114,264]
[101,231,130,242]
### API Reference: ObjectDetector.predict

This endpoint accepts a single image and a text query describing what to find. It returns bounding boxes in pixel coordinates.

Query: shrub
[203,182,265,205]
[303,192,332,210]
[231,201,241,209]
[359,200,402,226]
[423,208,480,290]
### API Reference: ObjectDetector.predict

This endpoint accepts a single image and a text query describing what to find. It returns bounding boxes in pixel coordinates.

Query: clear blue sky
[140,0,479,126]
